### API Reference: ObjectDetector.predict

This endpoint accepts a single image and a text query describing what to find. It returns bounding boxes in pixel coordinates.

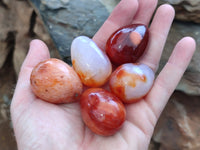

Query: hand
[11,0,196,149]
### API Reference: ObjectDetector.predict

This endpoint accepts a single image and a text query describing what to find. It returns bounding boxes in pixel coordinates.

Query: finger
[138,4,175,72]
[12,40,50,105]
[132,0,158,25]
[93,0,138,50]
[146,37,196,119]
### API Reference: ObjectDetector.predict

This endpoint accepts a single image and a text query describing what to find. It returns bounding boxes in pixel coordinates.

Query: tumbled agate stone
[109,63,154,103]
[106,24,149,66]
[71,36,112,87]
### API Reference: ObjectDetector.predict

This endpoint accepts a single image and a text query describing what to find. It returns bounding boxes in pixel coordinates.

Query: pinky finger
[145,37,196,119]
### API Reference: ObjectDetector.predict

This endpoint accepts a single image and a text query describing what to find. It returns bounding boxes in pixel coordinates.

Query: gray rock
[29,0,119,64]
[159,0,200,23]
[0,42,8,69]
[0,0,16,69]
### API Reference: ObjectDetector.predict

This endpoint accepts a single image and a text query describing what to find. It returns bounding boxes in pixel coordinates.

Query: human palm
[11,0,196,150]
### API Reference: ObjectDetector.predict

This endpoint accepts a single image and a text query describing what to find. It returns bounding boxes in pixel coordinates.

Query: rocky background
[0,0,199,149]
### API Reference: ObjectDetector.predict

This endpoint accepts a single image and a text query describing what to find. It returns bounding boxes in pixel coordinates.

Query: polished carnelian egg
[80,88,126,136]
[30,58,83,104]
[109,63,154,103]
[106,24,149,65]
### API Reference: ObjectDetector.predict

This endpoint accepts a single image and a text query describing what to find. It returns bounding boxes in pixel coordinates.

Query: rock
[158,21,200,95]
[0,39,17,150]
[0,121,17,150]
[0,42,8,69]
[28,0,119,63]
[0,0,16,69]
[159,0,200,23]
[99,0,119,13]
[153,91,200,150]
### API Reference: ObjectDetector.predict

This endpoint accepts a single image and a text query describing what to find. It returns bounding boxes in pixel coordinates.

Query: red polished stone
[106,24,149,65]
[80,88,126,136]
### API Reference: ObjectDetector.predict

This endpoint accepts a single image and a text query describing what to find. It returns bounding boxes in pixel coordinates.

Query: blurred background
[0,0,199,149]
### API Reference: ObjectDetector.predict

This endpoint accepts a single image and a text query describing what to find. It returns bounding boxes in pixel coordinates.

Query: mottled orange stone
[30,58,83,103]
[80,88,126,136]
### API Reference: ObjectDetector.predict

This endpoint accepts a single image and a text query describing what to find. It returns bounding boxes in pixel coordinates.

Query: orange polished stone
[30,58,83,103]
[80,88,126,136]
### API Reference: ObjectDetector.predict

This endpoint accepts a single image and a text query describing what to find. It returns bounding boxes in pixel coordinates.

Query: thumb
[18,39,50,83]
[11,39,50,110]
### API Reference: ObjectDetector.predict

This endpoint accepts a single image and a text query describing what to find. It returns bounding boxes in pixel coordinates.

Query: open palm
[11,0,196,150]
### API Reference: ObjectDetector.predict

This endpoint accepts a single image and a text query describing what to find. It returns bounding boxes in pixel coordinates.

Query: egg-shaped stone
[106,24,149,66]
[80,88,126,136]
[71,36,112,87]
[109,63,154,103]
[30,58,83,104]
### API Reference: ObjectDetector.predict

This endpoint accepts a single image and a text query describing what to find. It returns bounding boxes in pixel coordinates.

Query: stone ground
[0,51,17,150]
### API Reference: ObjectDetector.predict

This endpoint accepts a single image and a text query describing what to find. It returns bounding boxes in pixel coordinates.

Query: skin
[11,0,196,150]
